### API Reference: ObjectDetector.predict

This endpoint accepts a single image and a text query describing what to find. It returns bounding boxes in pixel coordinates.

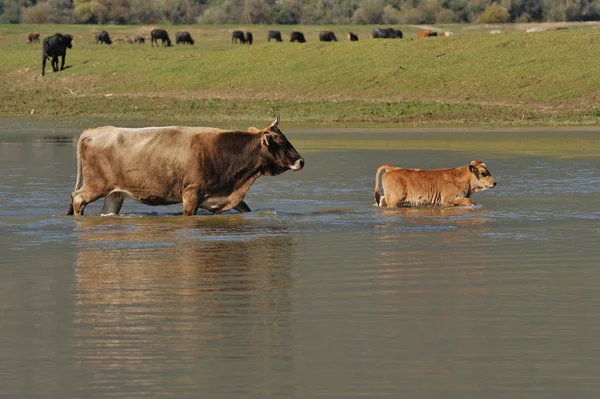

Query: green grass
[2,23,600,127]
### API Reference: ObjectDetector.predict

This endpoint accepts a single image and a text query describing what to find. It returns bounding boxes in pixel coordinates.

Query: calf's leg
[234,201,251,213]
[100,192,125,216]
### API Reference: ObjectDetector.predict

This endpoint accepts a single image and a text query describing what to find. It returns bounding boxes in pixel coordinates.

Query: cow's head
[468,160,496,192]
[251,115,304,176]
[63,34,73,48]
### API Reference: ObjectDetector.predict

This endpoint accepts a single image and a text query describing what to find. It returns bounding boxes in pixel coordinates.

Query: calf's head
[468,160,496,192]
[252,115,304,176]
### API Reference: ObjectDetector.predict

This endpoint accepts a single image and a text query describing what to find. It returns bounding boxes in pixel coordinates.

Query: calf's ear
[248,127,260,133]
[469,164,477,174]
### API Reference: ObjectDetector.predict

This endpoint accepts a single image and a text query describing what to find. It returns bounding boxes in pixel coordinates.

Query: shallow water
[1,124,599,398]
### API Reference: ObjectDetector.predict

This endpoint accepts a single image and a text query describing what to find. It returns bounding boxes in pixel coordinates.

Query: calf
[374,160,496,208]
[232,30,246,44]
[95,30,112,44]
[268,30,282,42]
[348,32,358,41]
[151,29,171,47]
[319,31,337,42]
[290,31,306,43]
[41,33,73,76]
[245,31,253,45]
[28,32,40,44]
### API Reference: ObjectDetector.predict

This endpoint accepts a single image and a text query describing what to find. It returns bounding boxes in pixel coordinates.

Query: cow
[371,28,402,39]
[232,30,246,44]
[95,30,112,45]
[418,30,437,38]
[133,35,145,44]
[65,115,304,216]
[290,31,306,43]
[319,31,337,42]
[151,29,172,47]
[175,31,194,45]
[373,160,496,208]
[348,32,358,41]
[28,32,40,44]
[268,30,282,42]
[41,33,73,77]
[245,31,253,45]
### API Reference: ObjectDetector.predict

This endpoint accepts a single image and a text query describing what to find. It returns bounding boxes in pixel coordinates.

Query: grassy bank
[2,23,600,127]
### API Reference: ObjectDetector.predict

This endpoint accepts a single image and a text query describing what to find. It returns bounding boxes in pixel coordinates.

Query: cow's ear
[248,127,260,133]
[469,164,477,174]
[261,132,272,147]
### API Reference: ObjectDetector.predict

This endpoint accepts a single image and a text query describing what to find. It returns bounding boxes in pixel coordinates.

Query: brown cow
[28,32,40,44]
[418,30,438,38]
[66,115,304,216]
[374,160,496,208]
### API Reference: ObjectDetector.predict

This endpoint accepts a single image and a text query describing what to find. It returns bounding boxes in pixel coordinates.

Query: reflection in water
[73,216,296,396]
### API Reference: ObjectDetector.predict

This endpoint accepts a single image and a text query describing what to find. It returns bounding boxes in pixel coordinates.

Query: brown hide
[374,160,496,208]
[67,118,303,216]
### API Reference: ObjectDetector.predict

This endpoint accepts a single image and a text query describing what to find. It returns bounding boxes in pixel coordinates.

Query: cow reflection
[72,216,295,380]
[375,207,491,293]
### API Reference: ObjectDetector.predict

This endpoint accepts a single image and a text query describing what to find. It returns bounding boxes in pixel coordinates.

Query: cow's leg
[60,54,66,71]
[52,56,59,72]
[100,192,125,216]
[234,201,251,213]
[182,190,199,216]
[451,198,474,207]
[71,187,106,216]
[42,53,47,76]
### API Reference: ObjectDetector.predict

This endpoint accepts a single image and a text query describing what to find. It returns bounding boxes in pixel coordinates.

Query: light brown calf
[28,32,40,44]
[374,160,496,208]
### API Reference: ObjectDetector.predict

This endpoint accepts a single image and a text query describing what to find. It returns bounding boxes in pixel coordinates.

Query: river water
[1,122,599,398]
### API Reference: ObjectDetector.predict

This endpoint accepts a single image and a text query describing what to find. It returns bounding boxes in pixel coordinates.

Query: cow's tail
[65,136,84,215]
[374,164,394,207]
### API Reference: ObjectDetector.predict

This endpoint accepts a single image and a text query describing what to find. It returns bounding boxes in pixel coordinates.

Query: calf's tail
[65,138,83,215]
[374,164,394,207]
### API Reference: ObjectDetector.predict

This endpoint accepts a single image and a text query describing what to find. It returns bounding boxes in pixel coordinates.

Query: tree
[479,2,509,22]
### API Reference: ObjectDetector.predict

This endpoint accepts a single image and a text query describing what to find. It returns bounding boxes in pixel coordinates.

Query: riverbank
[2,23,600,128]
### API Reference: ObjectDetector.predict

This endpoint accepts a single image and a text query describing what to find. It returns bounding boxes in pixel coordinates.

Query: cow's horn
[269,113,280,128]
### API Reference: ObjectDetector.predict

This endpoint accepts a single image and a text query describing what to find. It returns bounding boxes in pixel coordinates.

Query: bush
[479,3,509,23]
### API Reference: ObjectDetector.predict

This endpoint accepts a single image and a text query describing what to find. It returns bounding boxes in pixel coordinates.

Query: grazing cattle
[245,32,253,45]
[268,30,282,42]
[319,31,337,42]
[232,30,246,44]
[175,31,194,45]
[348,32,358,41]
[41,33,73,76]
[371,28,402,39]
[151,29,172,47]
[65,115,304,216]
[28,32,40,44]
[440,31,454,37]
[290,31,306,43]
[95,30,112,45]
[133,35,145,44]
[374,160,496,208]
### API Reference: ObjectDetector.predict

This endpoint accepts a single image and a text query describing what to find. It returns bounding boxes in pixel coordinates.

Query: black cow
[176,31,194,45]
[348,32,359,41]
[268,30,282,42]
[319,31,337,42]
[245,32,253,45]
[371,28,403,39]
[290,31,306,43]
[232,30,246,44]
[95,30,112,45]
[41,33,73,77]
[151,29,172,47]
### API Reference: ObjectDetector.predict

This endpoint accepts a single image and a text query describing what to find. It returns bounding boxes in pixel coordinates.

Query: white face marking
[480,162,487,167]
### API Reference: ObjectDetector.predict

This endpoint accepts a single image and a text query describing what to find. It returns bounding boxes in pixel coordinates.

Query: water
[1,122,599,398]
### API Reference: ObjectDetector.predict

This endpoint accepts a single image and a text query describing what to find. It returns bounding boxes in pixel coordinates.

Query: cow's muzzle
[290,158,304,171]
